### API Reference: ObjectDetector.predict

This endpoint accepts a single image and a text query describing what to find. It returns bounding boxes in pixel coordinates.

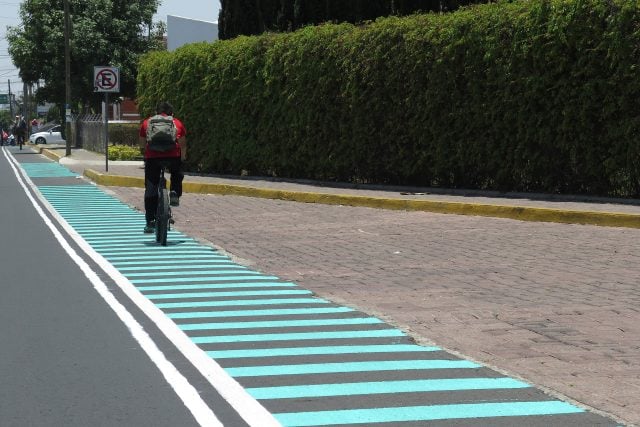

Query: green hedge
[108,143,142,160]
[137,0,640,196]
[108,122,139,146]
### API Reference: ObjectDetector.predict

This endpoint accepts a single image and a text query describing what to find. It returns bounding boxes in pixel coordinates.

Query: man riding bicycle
[139,101,187,233]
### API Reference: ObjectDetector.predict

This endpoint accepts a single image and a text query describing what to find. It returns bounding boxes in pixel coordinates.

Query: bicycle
[155,161,173,246]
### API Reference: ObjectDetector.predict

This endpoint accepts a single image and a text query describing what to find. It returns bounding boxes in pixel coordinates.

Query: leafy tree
[218,0,480,39]
[0,110,14,130]
[7,0,162,112]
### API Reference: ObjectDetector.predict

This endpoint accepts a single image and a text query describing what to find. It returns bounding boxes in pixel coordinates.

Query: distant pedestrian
[17,116,26,144]
[13,115,26,146]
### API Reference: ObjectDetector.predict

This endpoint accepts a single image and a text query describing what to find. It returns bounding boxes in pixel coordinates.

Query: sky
[0,0,221,99]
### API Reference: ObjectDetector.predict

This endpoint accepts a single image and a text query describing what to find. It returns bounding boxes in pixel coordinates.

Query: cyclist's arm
[139,137,147,158]
[139,119,148,152]
[174,118,187,161]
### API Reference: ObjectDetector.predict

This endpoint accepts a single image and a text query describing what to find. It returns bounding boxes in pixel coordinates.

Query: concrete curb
[82,168,640,229]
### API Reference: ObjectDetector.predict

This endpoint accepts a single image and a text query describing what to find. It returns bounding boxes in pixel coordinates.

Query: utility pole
[8,79,12,118]
[22,82,26,116]
[64,0,72,156]
[23,81,28,134]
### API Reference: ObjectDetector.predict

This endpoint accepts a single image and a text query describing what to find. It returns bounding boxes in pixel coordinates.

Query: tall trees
[7,0,162,111]
[218,0,474,39]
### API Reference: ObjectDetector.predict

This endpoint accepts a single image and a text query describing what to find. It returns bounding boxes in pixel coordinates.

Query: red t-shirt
[139,113,186,159]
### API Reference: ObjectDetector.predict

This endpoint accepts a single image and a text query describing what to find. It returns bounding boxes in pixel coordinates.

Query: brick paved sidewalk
[103,185,639,426]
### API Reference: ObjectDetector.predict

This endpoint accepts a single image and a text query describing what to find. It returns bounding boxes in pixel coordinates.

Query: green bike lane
[12,149,620,426]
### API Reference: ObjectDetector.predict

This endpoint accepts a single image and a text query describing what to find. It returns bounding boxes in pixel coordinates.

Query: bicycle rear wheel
[155,186,170,246]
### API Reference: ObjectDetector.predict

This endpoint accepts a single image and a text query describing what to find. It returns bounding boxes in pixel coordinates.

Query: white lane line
[4,148,281,427]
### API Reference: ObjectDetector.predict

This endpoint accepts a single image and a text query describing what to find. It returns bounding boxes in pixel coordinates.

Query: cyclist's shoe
[143,220,156,233]
[170,191,179,207]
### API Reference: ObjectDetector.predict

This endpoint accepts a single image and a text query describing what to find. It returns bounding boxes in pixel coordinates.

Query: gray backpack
[146,114,177,152]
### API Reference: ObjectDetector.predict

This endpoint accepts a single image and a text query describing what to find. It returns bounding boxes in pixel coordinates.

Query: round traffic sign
[94,68,119,92]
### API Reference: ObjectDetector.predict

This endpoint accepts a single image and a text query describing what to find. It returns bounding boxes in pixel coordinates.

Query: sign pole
[64,0,71,156]
[104,92,109,172]
[94,65,119,172]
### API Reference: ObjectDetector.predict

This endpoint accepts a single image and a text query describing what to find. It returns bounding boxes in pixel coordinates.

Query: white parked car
[29,125,65,144]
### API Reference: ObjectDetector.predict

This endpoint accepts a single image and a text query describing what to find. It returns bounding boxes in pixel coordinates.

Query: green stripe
[180,317,381,331]
[84,235,177,242]
[247,377,530,399]
[106,254,225,261]
[137,282,296,291]
[98,250,217,258]
[156,297,328,309]
[107,255,225,262]
[132,275,280,284]
[274,401,584,426]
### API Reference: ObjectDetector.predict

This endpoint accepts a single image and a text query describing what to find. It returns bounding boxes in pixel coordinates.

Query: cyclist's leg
[144,158,161,232]
[168,157,184,206]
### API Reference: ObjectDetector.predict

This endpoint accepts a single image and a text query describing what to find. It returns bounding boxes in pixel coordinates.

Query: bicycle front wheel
[155,187,170,246]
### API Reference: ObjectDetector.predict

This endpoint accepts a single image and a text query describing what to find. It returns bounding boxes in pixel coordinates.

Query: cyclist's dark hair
[156,101,174,115]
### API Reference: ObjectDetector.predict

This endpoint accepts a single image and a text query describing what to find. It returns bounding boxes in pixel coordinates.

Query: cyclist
[139,101,187,233]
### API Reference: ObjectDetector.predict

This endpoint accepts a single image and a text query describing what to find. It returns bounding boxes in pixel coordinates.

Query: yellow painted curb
[84,169,145,188]
[40,148,64,162]
[83,169,640,229]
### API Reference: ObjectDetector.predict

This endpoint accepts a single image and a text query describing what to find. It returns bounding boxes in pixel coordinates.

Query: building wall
[167,15,218,51]
[116,98,140,121]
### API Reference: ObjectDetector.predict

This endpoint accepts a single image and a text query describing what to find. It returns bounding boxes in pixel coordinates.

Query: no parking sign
[94,66,120,93]
[94,66,119,172]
